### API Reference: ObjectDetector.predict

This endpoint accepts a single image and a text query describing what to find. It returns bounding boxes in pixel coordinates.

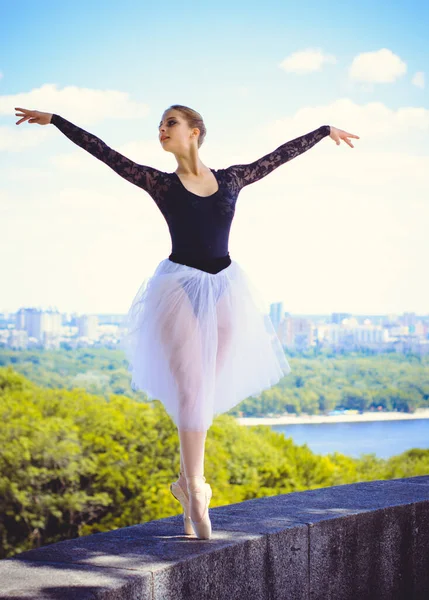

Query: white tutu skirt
[120,257,291,431]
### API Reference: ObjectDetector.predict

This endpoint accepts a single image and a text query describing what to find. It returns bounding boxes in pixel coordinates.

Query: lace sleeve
[50,114,163,196]
[226,125,331,189]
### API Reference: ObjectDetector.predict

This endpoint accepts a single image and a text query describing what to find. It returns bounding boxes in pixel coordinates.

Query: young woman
[14,104,359,539]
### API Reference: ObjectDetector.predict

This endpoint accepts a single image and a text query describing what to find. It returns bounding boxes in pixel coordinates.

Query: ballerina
[15,104,359,539]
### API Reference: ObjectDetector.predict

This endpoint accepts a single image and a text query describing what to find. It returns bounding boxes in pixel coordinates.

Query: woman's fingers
[14,108,51,126]
[15,107,32,117]
[15,107,31,116]
[16,106,52,125]
[15,107,37,125]
[341,130,359,148]
[15,107,27,125]
[16,115,31,125]
[330,126,360,148]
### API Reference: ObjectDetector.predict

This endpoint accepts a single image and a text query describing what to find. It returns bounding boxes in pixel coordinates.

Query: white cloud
[2,83,151,152]
[3,92,429,313]
[0,124,53,151]
[0,166,52,181]
[349,48,407,83]
[216,97,429,312]
[255,98,429,144]
[412,71,425,89]
[234,86,250,97]
[1,82,150,120]
[0,189,11,214]
[279,48,337,74]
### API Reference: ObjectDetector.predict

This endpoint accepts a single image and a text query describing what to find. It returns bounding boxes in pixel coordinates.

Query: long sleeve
[50,114,163,196]
[226,125,331,189]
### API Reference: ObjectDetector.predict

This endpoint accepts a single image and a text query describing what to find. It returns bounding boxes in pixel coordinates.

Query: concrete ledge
[1,476,428,599]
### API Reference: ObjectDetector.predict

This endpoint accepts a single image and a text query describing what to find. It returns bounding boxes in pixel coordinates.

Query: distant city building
[331,312,352,324]
[401,312,418,327]
[328,323,389,347]
[42,331,60,350]
[277,316,312,349]
[8,329,28,350]
[2,304,428,353]
[269,302,284,330]
[77,314,98,340]
[13,307,62,348]
[97,314,126,325]
[414,321,427,337]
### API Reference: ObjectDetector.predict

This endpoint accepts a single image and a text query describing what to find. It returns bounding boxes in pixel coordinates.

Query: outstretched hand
[15,107,53,126]
[329,126,359,148]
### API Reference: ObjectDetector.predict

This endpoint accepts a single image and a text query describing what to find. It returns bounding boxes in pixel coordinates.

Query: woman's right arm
[14,107,162,195]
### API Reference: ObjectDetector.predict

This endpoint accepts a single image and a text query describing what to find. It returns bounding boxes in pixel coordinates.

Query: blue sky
[1,0,428,315]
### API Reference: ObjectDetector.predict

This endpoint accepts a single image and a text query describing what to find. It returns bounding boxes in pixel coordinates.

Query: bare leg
[178,429,207,477]
[159,278,204,429]
[159,278,207,520]
[215,289,234,378]
[177,288,233,521]
[160,276,231,525]
[175,284,233,520]
[179,428,208,522]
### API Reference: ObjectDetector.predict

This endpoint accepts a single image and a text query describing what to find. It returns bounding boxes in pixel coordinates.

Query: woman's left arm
[226,125,359,189]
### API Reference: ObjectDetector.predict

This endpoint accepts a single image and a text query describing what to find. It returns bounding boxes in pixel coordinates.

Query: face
[158,110,199,152]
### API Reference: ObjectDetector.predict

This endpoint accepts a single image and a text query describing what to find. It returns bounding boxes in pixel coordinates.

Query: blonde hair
[163,104,207,148]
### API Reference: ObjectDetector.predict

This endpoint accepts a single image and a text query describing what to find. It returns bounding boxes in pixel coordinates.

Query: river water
[272,419,429,459]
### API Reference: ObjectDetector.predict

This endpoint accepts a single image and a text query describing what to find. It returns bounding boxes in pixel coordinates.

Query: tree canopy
[1,364,428,559]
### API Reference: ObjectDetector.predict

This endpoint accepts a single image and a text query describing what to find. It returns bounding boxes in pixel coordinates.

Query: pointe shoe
[186,475,213,540]
[170,474,194,535]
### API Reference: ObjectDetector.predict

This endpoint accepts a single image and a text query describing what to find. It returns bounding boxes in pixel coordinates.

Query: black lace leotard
[50,114,330,274]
